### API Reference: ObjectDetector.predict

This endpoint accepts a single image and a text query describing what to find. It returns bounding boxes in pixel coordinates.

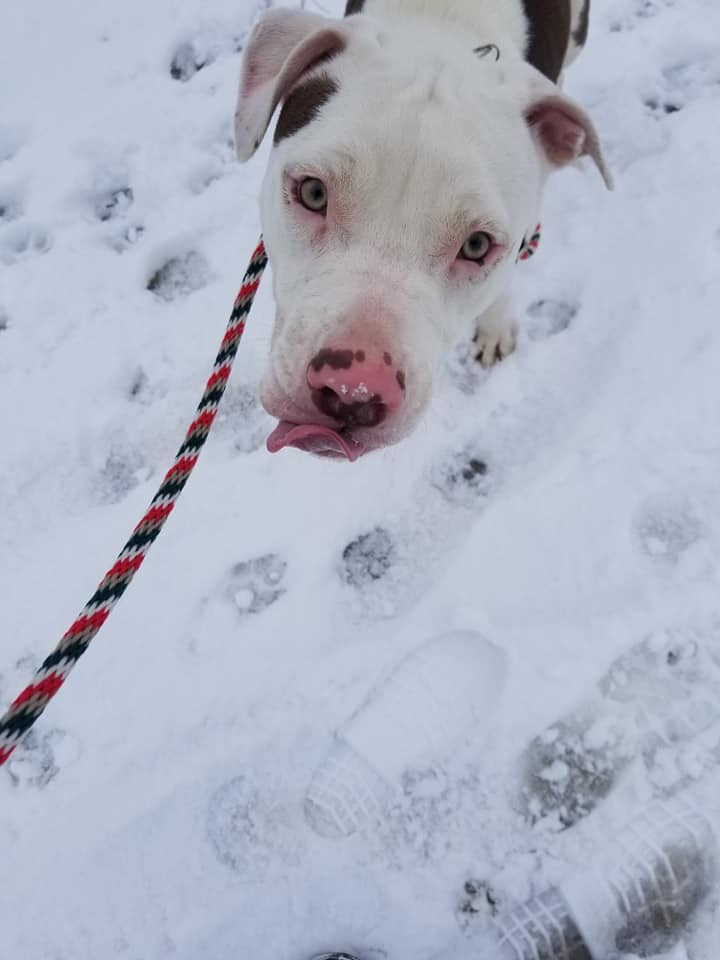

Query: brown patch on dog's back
[573,0,590,47]
[520,0,571,82]
[274,73,339,145]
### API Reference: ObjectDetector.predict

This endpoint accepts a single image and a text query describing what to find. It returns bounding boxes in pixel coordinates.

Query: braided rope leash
[518,223,541,261]
[0,224,542,768]
[0,239,268,767]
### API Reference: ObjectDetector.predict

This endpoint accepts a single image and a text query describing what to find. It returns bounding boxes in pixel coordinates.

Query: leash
[518,224,541,261]
[0,238,268,766]
[0,223,541,768]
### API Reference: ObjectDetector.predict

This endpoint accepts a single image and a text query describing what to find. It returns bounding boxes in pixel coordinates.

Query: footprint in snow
[183,554,287,655]
[109,223,145,253]
[0,189,22,222]
[95,185,133,222]
[634,495,705,564]
[216,385,269,454]
[95,445,151,505]
[4,728,82,789]
[146,250,211,301]
[126,365,167,405]
[525,298,577,341]
[340,527,396,588]
[518,624,720,828]
[206,775,298,879]
[226,553,287,616]
[457,878,502,928]
[341,450,496,619]
[430,450,492,507]
[0,222,52,265]
[643,94,682,117]
[170,40,213,82]
[169,16,249,82]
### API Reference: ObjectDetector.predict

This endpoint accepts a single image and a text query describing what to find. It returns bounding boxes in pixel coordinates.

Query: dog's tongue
[266,421,364,461]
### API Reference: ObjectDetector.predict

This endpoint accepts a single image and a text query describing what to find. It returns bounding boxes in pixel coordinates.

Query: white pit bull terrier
[234,0,611,461]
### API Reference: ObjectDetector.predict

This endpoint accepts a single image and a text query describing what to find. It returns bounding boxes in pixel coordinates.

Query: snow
[2,0,720,957]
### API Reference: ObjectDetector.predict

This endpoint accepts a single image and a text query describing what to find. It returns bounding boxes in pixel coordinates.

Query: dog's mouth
[266,421,366,461]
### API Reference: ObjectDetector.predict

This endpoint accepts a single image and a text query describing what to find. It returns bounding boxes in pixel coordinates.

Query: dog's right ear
[234,8,348,161]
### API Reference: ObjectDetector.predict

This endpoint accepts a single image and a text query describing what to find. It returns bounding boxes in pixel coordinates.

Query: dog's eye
[297,177,328,213]
[459,231,492,262]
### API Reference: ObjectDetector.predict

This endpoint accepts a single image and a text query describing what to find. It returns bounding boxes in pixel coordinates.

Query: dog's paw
[473,322,517,368]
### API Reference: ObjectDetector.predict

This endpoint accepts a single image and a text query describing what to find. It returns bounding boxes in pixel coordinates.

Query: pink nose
[307,348,406,428]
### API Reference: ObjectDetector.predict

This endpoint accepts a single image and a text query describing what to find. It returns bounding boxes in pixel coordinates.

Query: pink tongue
[266,421,364,461]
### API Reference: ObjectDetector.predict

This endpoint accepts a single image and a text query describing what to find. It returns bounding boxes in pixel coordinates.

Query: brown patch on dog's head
[274,73,340,145]
[521,0,571,83]
[573,0,590,47]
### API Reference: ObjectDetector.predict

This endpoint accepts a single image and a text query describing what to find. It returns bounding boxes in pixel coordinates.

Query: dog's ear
[235,8,348,161]
[523,70,613,189]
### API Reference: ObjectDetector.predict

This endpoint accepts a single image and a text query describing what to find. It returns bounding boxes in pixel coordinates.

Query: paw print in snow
[146,250,211,301]
[206,775,296,879]
[126,365,168,406]
[226,553,287,616]
[643,95,682,116]
[97,446,151,504]
[526,298,577,341]
[1,223,52,265]
[634,496,704,563]
[5,729,82,788]
[458,878,502,928]
[95,186,133,221]
[430,450,492,506]
[217,385,269,454]
[341,527,395,586]
[170,41,212,82]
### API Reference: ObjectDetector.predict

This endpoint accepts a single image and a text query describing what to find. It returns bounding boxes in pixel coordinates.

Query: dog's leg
[473,293,517,368]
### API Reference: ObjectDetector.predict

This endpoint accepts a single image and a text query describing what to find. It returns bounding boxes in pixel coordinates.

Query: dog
[234,0,611,461]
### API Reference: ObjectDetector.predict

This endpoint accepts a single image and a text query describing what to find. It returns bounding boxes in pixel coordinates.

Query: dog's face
[235,9,610,460]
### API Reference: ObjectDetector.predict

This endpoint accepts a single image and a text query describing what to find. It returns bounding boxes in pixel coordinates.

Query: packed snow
[2,0,720,957]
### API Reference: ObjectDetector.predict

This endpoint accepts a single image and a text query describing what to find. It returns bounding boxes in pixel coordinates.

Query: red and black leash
[0,239,268,766]
[0,224,541,767]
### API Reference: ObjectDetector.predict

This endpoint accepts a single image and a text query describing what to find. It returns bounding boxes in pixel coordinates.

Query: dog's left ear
[523,71,613,189]
[235,8,348,161]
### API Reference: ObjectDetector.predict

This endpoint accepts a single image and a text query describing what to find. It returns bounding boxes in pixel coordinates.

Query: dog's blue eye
[298,177,328,213]
[460,231,492,261]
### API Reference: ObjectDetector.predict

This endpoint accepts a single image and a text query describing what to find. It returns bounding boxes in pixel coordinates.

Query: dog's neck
[347,0,528,57]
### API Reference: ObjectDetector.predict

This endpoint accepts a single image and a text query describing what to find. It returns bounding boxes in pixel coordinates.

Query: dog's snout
[307,347,406,427]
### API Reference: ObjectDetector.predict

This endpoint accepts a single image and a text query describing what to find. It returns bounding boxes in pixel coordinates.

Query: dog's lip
[266,420,366,461]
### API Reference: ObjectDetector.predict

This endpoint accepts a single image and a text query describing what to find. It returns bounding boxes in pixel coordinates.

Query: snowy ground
[2,0,720,957]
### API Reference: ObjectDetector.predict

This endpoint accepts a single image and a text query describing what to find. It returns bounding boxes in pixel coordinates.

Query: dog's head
[235,8,610,461]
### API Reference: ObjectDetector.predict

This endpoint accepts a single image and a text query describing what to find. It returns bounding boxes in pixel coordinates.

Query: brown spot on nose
[383,352,392,366]
[311,348,355,372]
[396,370,406,391]
[354,350,365,362]
[312,388,387,428]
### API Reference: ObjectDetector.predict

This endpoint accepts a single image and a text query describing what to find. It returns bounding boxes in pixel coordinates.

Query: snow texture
[2,0,720,957]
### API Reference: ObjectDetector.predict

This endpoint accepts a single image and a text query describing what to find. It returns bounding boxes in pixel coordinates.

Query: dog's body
[235,0,609,461]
